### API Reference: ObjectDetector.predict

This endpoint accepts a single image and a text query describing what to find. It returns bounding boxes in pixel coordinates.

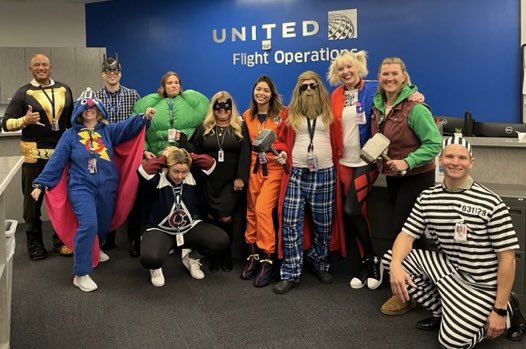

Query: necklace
[217,125,227,137]
[215,125,228,162]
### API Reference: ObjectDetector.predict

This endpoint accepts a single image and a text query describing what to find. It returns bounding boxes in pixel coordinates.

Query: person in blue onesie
[31,87,155,292]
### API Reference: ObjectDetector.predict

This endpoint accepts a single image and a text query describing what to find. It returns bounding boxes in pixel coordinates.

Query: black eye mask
[213,98,232,112]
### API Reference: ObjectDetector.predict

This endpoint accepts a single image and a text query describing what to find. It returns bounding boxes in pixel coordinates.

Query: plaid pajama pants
[280,166,335,282]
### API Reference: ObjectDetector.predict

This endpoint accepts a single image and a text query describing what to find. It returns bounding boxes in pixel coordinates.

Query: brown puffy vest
[371,100,435,176]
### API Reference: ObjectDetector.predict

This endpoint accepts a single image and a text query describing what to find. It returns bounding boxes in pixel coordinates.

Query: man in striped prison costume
[382,136,525,348]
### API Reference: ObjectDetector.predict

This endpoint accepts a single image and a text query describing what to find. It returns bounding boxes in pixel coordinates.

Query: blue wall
[86,0,520,122]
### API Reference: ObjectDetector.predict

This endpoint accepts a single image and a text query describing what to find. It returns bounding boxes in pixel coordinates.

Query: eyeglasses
[104,69,120,75]
[300,82,319,91]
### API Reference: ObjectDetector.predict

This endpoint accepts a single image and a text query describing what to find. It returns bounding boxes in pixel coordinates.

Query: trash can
[5,219,17,329]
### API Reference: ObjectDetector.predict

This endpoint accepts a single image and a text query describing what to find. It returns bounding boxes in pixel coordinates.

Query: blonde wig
[327,50,369,86]
[202,90,244,139]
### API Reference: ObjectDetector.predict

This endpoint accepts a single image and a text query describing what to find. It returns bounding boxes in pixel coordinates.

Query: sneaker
[350,260,368,289]
[150,268,165,287]
[73,274,98,292]
[366,255,384,290]
[182,253,205,280]
[99,250,110,263]
[381,295,416,316]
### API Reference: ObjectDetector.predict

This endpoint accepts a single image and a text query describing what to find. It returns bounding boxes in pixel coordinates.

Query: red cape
[44,128,145,267]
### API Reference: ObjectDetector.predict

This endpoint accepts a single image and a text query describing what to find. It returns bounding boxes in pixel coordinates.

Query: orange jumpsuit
[243,110,284,254]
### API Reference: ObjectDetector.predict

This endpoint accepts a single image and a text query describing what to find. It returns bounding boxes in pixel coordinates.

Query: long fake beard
[299,92,323,119]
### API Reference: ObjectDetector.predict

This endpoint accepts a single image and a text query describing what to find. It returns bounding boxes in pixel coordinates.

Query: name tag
[168,128,177,143]
[176,233,185,247]
[88,158,97,173]
[51,119,60,131]
[307,153,318,172]
[258,152,268,164]
[454,222,468,242]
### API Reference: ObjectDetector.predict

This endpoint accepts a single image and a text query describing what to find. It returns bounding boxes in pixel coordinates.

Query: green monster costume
[133,89,209,155]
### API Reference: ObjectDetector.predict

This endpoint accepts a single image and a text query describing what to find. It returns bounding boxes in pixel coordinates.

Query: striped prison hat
[442,136,472,156]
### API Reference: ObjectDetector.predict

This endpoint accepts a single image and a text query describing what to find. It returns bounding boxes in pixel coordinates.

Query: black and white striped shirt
[402,182,519,287]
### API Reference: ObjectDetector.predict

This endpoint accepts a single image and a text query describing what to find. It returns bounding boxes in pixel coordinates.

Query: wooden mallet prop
[360,133,406,175]
[252,129,289,174]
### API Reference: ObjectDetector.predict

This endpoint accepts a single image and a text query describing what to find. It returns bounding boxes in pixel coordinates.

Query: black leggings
[140,222,229,269]
[386,171,435,249]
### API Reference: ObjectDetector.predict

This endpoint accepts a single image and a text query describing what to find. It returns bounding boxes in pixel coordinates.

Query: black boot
[253,253,274,288]
[507,292,526,341]
[209,254,221,273]
[26,230,46,261]
[241,244,259,280]
[222,248,233,272]
[101,230,117,251]
[129,239,140,258]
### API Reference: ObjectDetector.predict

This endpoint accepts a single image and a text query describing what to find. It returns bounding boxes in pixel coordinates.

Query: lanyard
[215,125,228,150]
[172,184,184,232]
[167,98,175,128]
[40,86,56,121]
[81,128,97,158]
[104,89,122,120]
[306,116,317,153]
[172,184,183,210]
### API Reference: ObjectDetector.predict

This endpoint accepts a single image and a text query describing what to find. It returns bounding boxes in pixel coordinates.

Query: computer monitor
[436,116,474,136]
[473,121,526,138]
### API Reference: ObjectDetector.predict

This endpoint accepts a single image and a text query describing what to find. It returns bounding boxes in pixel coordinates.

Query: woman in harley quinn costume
[31,88,155,293]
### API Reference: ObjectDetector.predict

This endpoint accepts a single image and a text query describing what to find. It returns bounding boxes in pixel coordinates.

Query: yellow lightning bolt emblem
[79,130,110,161]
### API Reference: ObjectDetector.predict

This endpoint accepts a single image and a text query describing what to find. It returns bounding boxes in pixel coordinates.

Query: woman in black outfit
[180,90,251,272]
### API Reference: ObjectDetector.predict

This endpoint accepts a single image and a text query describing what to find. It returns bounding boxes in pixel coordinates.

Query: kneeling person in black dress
[139,146,229,286]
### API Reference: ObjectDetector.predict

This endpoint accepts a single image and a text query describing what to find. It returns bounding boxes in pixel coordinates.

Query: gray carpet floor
[7,222,525,349]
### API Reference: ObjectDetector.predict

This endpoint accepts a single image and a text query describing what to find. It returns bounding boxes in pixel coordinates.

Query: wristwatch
[492,306,508,317]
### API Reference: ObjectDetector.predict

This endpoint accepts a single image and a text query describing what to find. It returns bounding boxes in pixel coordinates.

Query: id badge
[218,149,224,162]
[257,152,268,164]
[88,158,97,173]
[176,233,185,247]
[454,222,468,242]
[355,102,366,125]
[307,153,318,172]
[51,119,60,131]
[168,128,177,143]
